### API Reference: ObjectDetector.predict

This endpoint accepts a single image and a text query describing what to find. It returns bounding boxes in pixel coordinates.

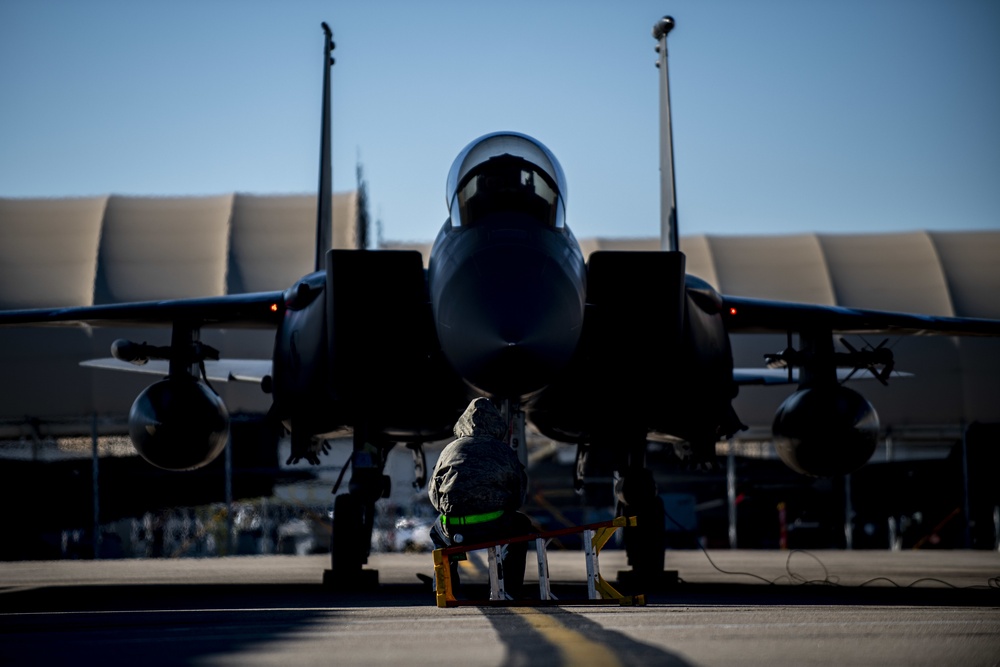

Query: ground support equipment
[432,516,647,607]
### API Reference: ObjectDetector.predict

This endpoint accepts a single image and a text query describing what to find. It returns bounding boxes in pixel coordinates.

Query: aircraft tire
[331,493,364,576]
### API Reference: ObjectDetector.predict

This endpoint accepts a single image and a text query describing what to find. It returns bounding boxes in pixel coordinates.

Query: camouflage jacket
[428,398,527,517]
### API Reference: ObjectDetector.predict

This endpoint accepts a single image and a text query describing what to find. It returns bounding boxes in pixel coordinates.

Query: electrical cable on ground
[662,506,999,590]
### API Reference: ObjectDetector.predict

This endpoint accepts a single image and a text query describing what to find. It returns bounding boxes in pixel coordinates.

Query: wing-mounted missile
[111,337,220,367]
[764,336,896,386]
[838,338,895,385]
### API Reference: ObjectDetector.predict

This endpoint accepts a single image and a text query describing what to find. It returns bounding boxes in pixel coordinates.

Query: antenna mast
[653,16,679,252]
[315,22,336,271]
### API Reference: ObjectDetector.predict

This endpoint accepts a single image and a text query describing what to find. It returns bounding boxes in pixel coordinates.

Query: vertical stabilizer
[315,23,336,271]
[653,16,679,252]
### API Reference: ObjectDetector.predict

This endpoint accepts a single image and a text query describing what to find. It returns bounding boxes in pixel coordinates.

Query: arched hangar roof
[0,193,358,309]
[583,231,1000,320]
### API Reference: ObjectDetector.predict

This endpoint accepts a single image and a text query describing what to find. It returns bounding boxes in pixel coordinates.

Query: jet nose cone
[435,244,584,399]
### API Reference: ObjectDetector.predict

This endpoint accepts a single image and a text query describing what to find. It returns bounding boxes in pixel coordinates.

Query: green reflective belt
[442,509,504,526]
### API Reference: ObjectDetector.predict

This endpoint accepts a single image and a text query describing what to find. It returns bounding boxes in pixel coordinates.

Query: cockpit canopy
[446,132,567,229]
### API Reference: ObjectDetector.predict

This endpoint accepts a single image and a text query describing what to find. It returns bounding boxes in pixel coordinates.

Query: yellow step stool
[432,516,647,607]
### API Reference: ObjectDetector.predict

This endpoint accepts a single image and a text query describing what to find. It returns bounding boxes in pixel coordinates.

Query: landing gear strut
[583,432,675,591]
[323,426,393,589]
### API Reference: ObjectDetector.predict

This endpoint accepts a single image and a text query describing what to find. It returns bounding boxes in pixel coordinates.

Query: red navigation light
[729,307,738,316]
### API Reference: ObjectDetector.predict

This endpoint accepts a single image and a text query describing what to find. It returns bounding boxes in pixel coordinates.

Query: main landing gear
[577,432,676,591]
[323,428,394,590]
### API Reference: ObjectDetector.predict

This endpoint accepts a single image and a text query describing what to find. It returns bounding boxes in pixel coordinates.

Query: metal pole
[584,528,599,599]
[844,473,853,550]
[536,539,552,600]
[653,16,679,252]
[960,424,972,548]
[261,497,270,554]
[225,434,234,555]
[727,444,737,549]
[777,502,788,550]
[91,413,101,560]
[885,432,896,550]
[993,506,999,552]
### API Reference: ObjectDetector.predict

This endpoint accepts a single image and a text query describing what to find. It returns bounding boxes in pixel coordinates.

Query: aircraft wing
[80,358,273,384]
[0,291,286,329]
[721,295,1000,337]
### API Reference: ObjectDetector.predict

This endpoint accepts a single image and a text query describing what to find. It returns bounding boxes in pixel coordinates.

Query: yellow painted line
[511,607,622,667]
[459,550,490,574]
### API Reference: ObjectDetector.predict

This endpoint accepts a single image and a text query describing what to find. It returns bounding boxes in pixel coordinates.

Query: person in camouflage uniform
[429,397,533,596]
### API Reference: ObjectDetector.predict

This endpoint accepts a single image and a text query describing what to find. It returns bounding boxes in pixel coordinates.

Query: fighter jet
[2,20,999,585]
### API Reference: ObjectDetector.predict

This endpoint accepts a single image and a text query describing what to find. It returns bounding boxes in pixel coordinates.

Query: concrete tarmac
[1,550,998,666]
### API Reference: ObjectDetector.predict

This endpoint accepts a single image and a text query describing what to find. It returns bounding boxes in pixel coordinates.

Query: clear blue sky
[1,1,998,242]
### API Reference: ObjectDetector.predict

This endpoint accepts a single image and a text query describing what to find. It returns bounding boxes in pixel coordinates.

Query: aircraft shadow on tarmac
[1,580,996,614]
[483,606,694,667]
